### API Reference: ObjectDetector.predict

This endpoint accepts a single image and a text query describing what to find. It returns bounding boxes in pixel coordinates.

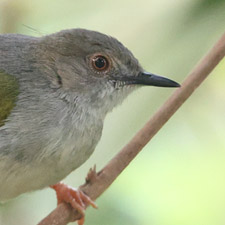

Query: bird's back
[0,33,105,201]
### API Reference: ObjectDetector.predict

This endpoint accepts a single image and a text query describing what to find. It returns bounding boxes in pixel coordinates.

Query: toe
[77,217,85,225]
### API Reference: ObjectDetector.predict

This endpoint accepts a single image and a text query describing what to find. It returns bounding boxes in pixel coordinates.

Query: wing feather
[0,71,19,127]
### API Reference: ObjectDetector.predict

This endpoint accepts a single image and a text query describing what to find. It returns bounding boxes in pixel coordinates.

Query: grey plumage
[0,29,179,201]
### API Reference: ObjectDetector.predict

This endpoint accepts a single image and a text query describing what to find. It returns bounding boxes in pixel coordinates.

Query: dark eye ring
[91,54,110,72]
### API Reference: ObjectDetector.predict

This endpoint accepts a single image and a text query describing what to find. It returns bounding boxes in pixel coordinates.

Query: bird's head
[38,29,179,113]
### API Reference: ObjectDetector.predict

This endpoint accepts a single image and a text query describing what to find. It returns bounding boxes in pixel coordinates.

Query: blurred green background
[0,0,225,224]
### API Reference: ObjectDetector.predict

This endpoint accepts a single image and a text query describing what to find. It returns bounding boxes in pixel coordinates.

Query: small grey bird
[0,28,179,223]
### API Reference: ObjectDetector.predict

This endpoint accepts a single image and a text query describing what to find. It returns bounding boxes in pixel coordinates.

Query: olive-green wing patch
[0,71,19,127]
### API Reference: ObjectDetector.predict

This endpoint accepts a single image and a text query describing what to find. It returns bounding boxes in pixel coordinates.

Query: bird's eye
[91,55,110,72]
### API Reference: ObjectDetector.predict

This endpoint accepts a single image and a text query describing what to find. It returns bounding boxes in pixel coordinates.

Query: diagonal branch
[38,31,225,225]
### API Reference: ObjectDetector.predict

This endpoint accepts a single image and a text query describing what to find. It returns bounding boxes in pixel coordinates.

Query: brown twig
[38,31,225,225]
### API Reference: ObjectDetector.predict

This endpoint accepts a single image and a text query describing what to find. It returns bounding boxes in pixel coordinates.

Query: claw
[85,165,98,184]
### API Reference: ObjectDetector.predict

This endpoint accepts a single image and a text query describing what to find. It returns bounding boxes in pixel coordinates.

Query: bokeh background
[0,0,225,224]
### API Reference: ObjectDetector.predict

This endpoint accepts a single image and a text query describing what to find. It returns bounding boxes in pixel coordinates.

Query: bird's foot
[50,182,97,225]
[85,165,98,184]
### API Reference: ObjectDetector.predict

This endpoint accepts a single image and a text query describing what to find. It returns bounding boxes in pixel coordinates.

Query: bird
[0,28,180,224]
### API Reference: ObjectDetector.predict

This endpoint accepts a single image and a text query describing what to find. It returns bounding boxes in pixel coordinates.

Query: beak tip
[172,82,181,88]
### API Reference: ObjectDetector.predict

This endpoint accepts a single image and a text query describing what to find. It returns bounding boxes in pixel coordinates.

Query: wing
[0,71,19,127]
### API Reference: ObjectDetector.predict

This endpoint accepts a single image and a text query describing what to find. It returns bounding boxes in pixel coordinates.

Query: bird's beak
[121,72,180,88]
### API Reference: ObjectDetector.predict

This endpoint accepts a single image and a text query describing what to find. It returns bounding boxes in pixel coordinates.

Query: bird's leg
[50,182,97,225]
